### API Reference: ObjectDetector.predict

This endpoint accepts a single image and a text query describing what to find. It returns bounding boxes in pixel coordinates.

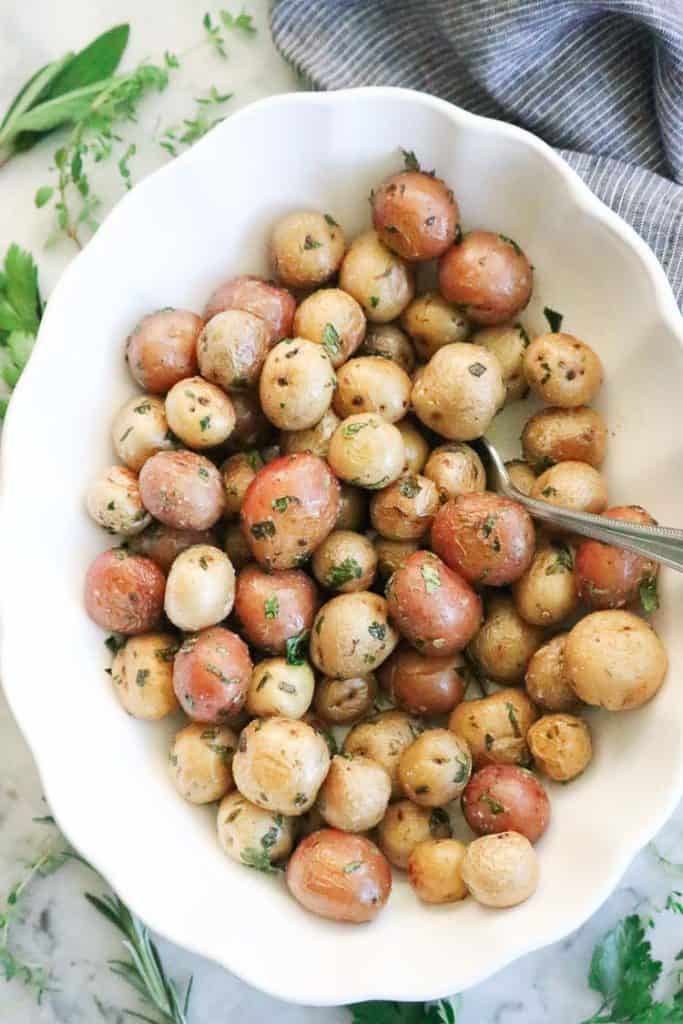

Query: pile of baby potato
[84,150,668,923]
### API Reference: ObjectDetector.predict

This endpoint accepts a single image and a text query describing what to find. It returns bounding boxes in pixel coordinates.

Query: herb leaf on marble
[85,891,193,1024]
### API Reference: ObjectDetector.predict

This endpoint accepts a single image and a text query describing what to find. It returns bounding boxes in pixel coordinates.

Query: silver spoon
[475,437,683,572]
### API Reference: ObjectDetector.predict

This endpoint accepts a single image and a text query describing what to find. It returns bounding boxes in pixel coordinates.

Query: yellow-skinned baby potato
[336,483,368,531]
[360,324,416,374]
[112,395,175,472]
[339,230,415,322]
[398,729,472,807]
[344,710,422,799]
[396,418,430,474]
[375,538,420,582]
[333,356,411,423]
[311,530,377,593]
[449,687,538,769]
[286,829,391,923]
[524,634,577,712]
[524,333,603,407]
[439,231,533,326]
[369,474,439,541]
[424,443,487,503]
[221,451,264,519]
[313,673,377,725]
[86,465,151,536]
[125,308,201,394]
[165,376,236,449]
[197,310,269,391]
[505,459,537,497]
[280,408,341,460]
[224,522,252,571]
[317,754,392,832]
[232,716,330,814]
[527,713,592,781]
[246,658,315,719]
[468,593,545,684]
[168,722,237,803]
[400,291,470,361]
[408,838,468,904]
[110,632,179,719]
[310,592,399,678]
[293,288,366,368]
[328,414,405,490]
[217,791,296,868]
[522,406,608,471]
[531,461,608,515]
[564,610,667,710]
[473,322,530,404]
[259,338,336,431]
[164,544,235,632]
[371,168,459,261]
[461,831,539,908]
[412,343,505,441]
[377,800,451,869]
[271,210,345,288]
[512,540,578,626]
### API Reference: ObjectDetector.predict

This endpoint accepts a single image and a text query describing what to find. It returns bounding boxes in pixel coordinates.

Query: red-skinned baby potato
[241,453,340,570]
[378,646,467,716]
[223,389,276,453]
[84,548,165,634]
[234,563,318,653]
[462,764,551,844]
[126,308,201,393]
[286,829,392,923]
[128,522,217,573]
[575,505,658,610]
[203,274,295,346]
[439,230,533,325]
[385,550,482,656]
[173,626,252,723]
[371,169,459,261]
[139,450,225,531]
[431,492,535,586]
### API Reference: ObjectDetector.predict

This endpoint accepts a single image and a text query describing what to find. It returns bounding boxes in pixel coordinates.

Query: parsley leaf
[322,321,341,358]
[400,148,420,172]
[349,999,460,1024]
[326,557,363,588]
[544,306,564,333]
[585,915,662,1022]
[639,575,659,615]
[285,630,310,665]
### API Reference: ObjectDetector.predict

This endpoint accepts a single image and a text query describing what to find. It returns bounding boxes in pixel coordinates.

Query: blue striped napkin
[271,0,683,307]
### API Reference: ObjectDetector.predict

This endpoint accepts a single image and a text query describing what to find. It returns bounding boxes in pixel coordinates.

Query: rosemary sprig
[86,891,193,1024]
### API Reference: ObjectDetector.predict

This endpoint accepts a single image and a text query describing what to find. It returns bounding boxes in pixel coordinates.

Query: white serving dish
[2,87,683,1006]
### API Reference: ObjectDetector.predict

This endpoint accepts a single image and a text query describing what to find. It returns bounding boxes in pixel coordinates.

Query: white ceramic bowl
[2,87,683,1007]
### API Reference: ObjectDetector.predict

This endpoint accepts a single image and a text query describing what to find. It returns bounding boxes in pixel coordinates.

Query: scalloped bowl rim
[1,87,682,1006]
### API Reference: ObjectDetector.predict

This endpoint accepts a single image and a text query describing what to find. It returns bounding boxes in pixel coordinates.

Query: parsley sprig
[349,998,460,1023]
[0,243,43,418]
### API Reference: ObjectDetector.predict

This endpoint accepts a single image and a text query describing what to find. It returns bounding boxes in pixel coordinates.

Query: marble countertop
[1,3,682,1022]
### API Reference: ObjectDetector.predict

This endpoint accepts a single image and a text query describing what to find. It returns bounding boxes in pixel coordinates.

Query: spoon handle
[518,495,683,571]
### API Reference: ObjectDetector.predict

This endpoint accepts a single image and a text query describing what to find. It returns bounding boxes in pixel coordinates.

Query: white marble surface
[0,2,682,1022]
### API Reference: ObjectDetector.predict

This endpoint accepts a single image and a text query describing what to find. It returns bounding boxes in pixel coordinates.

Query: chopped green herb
[264,595,279,619]
[398,476,422,498]
[303,235,322,250]
[325,558,363,588]
[105,633,126,655]
[324,213,339,227]
[368,621,386,641]
[285,630,310,665]
[499,234,522,255]
[481,515,496,538]
[135,669,149,687]
[545,543,573,575]
[480,794,504,815]
[541,485,558,498]
[199,415,211,431]
[369,295,379,308]
[198,555,209,570]
[544,307,563,333]
[293,792,308,807]
[401,148,420,172]
[484,733,494,751]
[516,322,531,347]
[421,563,441,594]
[639,575,659,614]
[505,702,521,737]
[342,419,375,437]
[278,681,296,694]
[240,847,280,874]
[272,495,299,513]
[322,321,341,358]
[468,362,487,377]
[250,519,276,539]
[343,861,362,874]
[198,466,209,481]
[453,759,469,784]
